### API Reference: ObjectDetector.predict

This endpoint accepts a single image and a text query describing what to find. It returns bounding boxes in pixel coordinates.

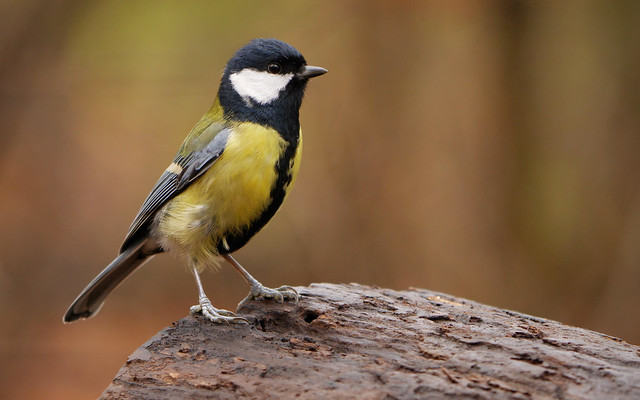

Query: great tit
[64,38,326,324]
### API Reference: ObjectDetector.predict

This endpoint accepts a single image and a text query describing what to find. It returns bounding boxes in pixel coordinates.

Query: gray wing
[119,128,231,252]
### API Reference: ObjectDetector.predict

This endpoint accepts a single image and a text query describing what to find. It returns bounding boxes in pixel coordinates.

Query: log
[101,283,640,399]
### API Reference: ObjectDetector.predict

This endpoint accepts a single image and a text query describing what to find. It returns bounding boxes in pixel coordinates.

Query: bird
[63,38,326,324]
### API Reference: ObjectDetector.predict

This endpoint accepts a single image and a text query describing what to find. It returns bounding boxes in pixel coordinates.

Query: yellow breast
[156,123,301,268]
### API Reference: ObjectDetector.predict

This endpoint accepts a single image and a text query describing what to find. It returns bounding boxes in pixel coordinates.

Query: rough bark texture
[101,283,640,399]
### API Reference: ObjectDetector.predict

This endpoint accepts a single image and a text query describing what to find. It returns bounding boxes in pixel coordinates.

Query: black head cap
[225,38,307,76]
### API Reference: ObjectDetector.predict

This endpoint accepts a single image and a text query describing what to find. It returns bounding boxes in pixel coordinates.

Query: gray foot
[191,296,248,324]
[238,283,299,309]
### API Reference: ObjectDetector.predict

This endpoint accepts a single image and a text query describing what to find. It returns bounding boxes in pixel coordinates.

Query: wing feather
[119,128,231,252]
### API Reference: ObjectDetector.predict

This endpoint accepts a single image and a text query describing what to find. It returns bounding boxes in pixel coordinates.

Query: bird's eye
[267,63,282,74]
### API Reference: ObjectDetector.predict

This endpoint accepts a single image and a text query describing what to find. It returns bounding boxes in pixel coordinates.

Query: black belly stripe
[217,136,299,254]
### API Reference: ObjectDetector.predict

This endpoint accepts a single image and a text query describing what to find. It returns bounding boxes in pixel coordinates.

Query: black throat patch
[217,130,299,254]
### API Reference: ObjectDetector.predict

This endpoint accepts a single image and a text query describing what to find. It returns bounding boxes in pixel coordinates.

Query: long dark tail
[63,239,155,323]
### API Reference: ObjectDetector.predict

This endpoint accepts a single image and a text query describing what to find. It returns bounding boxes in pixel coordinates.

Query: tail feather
[63,239,154,323]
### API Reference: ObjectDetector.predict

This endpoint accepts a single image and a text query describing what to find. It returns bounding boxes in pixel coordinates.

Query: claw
[238,283,299,309]
[221,254,298,310]
[191,296,248,324]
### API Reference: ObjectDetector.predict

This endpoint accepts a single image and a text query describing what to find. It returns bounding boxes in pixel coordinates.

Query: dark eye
[267,63,282,74]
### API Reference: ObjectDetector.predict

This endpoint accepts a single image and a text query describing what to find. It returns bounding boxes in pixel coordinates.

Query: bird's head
[218,38,326,134]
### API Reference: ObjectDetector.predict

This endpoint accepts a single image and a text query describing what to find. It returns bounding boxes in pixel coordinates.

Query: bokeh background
[1,0,639,398]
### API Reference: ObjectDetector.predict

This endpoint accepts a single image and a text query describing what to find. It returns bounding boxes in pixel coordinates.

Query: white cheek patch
[230,68,294,106]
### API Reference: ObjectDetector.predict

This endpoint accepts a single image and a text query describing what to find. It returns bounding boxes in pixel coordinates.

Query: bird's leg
[223,254,299,309]
[189,266,248,324]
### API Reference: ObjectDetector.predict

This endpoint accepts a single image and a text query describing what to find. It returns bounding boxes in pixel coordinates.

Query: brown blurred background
[1,0,639,398]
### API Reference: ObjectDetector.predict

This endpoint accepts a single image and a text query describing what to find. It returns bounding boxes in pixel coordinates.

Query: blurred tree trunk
[0,0,86,153]
[101,284,640,399]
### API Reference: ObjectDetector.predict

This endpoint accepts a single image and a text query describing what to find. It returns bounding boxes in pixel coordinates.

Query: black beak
[299,65,328,79]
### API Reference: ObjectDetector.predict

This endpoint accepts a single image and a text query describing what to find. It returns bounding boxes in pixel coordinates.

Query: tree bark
[101,283,640,399]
